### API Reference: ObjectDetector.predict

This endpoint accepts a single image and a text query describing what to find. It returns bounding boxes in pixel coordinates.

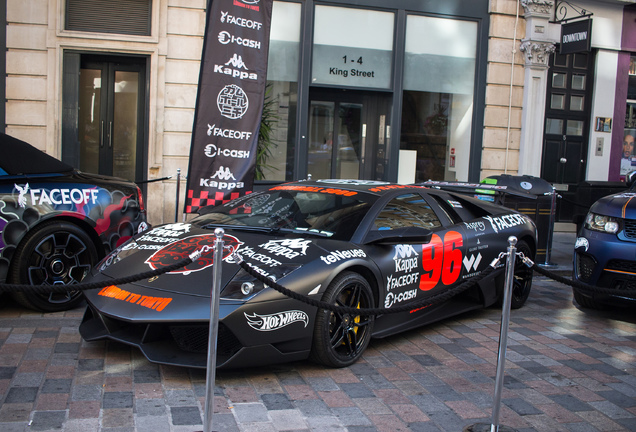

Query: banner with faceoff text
[185,0,273,213]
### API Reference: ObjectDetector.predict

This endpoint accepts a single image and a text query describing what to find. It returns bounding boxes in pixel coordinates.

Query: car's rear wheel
[310,272,374,368]
[497,239,534,309]
[10,221,99,312]
[573,289,607,310]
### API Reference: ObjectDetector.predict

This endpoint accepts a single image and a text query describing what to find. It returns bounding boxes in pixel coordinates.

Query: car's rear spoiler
[418,180,540,202]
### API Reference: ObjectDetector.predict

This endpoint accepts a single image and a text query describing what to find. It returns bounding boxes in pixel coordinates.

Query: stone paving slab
[0,261,635,430]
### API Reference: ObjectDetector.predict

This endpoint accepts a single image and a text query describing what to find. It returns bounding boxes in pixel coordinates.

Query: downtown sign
[185,0,273,213]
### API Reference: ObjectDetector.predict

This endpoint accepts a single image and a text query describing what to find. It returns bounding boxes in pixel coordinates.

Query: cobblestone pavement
[0,235,635,431]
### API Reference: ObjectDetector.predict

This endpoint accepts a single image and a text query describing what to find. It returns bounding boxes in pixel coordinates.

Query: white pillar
[518,0,557,177]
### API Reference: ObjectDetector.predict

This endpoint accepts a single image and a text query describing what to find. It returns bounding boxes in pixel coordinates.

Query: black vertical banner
[185,0,273,213]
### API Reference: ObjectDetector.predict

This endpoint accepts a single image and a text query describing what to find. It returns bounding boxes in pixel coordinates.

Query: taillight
[137,185,146,211]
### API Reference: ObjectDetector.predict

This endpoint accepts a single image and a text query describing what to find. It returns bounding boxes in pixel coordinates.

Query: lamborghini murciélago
[80,180,536,369]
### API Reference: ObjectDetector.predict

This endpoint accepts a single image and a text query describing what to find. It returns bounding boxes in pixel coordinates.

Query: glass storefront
[261,1,486,184]
[400,16,478,183]
[264,1,301,181]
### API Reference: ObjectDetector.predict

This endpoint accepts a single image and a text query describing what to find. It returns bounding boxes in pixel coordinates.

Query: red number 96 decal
[419,231,464,291]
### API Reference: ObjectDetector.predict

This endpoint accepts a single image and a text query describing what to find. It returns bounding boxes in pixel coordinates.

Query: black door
[308,88,391,181]
[63,53,147,184]
[541,50,595,220]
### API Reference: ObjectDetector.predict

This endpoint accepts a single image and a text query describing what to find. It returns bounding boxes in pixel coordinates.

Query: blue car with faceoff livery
[574,174,636,309]
[0,133,148,312]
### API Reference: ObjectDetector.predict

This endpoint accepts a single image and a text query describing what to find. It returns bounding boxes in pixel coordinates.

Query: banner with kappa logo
[185,0,273,213]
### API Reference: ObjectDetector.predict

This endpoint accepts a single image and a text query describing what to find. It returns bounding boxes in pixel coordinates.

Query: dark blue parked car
[574,173,636,309]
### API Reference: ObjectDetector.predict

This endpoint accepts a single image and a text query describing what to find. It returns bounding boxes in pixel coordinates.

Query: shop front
[261,0,489,185]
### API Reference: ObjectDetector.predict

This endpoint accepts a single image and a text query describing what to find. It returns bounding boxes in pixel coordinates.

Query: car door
[363,192,461,307]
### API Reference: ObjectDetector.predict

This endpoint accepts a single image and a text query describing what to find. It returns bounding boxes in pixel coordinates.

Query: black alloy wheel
[10,221,99,312]
[310,271,374,368]
[509,240,534,309]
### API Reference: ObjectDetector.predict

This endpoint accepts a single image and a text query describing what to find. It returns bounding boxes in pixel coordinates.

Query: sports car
[574,175,636,309]
[80,180,536,369]
[0,133,147,311]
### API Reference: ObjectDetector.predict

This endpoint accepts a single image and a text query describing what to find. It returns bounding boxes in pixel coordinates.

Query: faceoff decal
[14,183,99,208]
[245,310,309,331]
[483,214,527,234]
[145,234,243,275]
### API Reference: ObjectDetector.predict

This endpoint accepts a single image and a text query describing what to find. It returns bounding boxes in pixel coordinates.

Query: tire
[573,289,607,310]
[497,240,534,309]
[310,272,375,368]
[10,221,99,312]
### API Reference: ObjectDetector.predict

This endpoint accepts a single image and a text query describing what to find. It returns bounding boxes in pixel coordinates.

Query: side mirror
[627,171,636,188]
[364,226,433,245]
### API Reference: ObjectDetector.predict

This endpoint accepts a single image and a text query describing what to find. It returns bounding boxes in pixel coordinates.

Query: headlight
[221,264,301,300]
[585,213,619,234]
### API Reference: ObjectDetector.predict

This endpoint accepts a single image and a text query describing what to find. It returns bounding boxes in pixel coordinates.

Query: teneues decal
[245,310,309,331]
[320,249,366,264]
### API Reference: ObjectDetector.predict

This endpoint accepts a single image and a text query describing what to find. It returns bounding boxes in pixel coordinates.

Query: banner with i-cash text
[185,0,273,213]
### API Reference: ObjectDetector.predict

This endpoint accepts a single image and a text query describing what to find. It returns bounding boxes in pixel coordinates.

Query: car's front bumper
[574,230,636,306]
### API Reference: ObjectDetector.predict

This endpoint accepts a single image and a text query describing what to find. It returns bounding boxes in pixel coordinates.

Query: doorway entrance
[62,53,147,184]
[541,50,594,220]
[307,88,391,181]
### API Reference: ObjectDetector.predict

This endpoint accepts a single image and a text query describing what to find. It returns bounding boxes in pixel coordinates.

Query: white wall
[587,50,618,181]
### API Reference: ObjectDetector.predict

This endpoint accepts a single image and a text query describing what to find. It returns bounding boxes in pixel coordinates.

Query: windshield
[193,187,375,241]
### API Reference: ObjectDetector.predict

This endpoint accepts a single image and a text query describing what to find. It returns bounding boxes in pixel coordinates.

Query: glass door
[308,89,390,181]
[77,56,145,182]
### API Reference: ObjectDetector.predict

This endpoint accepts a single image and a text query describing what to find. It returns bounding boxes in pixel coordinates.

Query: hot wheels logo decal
[245,310,309,331]
[145,234,243,275]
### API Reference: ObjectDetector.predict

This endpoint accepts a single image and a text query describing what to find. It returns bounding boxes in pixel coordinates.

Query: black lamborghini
[80,180,536,369]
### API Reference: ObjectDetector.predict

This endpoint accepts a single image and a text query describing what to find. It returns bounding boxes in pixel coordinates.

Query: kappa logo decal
[259,238,312,259]
[245,310,308,331]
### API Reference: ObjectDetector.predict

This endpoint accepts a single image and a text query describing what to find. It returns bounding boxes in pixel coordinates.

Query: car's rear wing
[418,180,540,203]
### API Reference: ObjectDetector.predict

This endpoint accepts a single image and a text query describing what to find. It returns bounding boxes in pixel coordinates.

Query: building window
[311,6,394,89]
[262,1,302,181]
[400,15,478,182]
[65,0,152,36]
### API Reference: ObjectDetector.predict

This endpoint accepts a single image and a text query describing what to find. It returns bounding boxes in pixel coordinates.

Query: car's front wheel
[310,272,374,368]
[10,221,99,312]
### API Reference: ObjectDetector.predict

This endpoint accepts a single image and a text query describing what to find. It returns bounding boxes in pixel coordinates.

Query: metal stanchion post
[464,236,518,432]
[202,228,224,432]
[541,186,557,268]
[175,168,181,223]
